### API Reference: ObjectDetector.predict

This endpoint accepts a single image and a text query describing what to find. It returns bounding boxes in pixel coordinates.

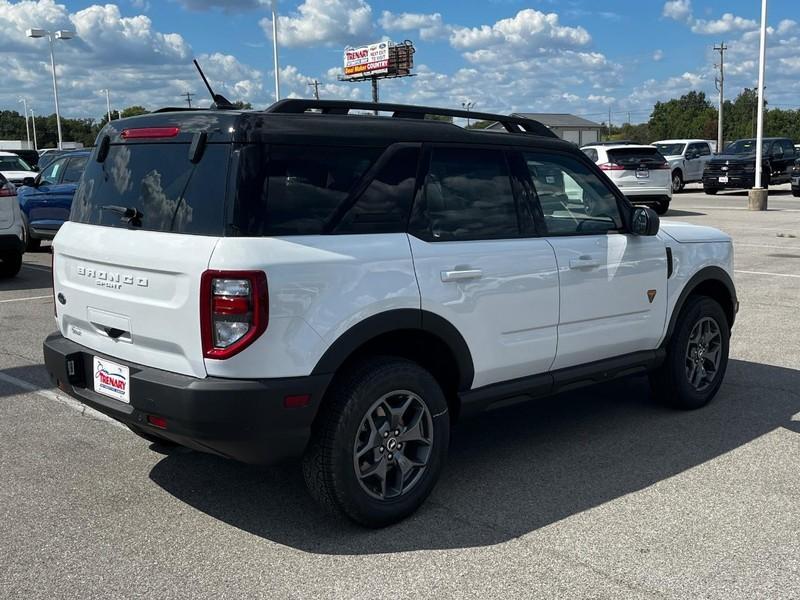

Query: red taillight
[147,415,167,429]
[121,127,180,139]
[0,185,16,197]
[599,162,625,171]
[200,270,268,360]
[652,163,671,170]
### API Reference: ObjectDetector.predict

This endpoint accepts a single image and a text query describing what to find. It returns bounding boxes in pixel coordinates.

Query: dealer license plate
[718,176,729,184]
[636,167,649,179]
[92,356,130,403]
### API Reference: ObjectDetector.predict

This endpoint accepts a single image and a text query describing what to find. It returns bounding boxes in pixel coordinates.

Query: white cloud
[379,11,450,41]
[653,49,664,61]
[261,0,373,48]
[691,13,758,35]
[662,0,692,22]
[449,9,590,53]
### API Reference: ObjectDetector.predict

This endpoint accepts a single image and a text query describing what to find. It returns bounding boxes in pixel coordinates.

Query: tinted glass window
[525,152,622,235]
[411,147,519,241]
[71,143,230,235]
[39,158,66,185]
[335,147,419,234]
[62,156,88,184]
[0,155,32,172]
[697,143,711,156]
[233,145,380,236]
[654,143,686,156]
[607,147,667,167]
[780,140,795,158]
[582,148,598,163]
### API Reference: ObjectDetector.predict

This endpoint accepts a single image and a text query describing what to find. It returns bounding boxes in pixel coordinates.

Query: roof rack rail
[152,107,204,113]
[266,99,558,139]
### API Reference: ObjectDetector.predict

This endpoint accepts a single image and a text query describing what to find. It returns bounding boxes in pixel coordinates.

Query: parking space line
[735,243,800,250]
[0,295,52,304]
[22,264,52,273]
[0,371,125,429]
[734,269,800,279]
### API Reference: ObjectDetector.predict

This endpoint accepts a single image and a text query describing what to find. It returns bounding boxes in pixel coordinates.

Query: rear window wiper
[101,205,143,227]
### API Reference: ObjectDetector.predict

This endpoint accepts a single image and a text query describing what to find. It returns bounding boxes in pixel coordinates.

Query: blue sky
[1,0,798,123]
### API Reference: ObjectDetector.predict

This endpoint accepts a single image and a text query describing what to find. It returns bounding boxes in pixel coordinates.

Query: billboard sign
[343,42,390,80]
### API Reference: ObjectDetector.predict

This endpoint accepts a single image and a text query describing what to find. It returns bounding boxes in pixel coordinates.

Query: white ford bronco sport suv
[44,99,737,527]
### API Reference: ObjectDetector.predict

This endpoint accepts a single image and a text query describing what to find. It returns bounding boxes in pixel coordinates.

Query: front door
[408,145,560,389]
[522,150,668,370]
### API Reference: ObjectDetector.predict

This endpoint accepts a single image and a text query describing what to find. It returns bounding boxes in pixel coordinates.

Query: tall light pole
[100,89,112,124]
[18,98,31,148]
[462,101,475,127]
[30,108,38,151]
[714,42,727,153]
[750,0,769,211]
[26,28,75,150]
[269,0,281,102]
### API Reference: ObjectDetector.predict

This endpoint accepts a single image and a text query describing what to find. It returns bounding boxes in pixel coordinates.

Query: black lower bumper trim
[43,332,331,464]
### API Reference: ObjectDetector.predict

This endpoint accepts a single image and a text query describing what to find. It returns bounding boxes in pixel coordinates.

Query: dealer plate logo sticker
[93,356,130,404]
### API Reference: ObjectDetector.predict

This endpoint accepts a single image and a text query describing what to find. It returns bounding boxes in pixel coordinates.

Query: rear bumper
[43,333,331,465]
[0,233,24,254]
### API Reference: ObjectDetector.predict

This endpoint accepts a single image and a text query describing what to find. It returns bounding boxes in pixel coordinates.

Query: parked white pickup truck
[653,139,715,193]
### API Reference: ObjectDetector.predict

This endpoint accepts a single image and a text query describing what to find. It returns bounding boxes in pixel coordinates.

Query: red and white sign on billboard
[343,42,390,79]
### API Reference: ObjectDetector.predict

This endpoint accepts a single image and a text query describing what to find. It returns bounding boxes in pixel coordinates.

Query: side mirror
[631,206,660,236]
[31,165,40,172]
[22,177,36,187]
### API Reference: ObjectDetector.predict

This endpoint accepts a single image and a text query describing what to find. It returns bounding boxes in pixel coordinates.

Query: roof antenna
[193,59,236,110]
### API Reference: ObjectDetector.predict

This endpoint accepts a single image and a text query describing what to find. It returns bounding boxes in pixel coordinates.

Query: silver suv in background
[653,140,715,193]
[0,173,24,278]
[581,143,672,214]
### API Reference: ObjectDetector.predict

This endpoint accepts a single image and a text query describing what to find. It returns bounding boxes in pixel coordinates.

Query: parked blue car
[17,150,89,251]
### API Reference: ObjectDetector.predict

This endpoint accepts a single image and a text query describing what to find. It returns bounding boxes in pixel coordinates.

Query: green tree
[232,100,252,109]
[649,91,717,141]
[121,105,149,118]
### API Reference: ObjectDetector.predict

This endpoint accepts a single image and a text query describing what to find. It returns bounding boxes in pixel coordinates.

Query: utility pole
[608,106,612,139]
[183,91,194,108]
[714,41,727,153]
[18,98,30,148]
[308,79,321,100]
[269,0,281,102]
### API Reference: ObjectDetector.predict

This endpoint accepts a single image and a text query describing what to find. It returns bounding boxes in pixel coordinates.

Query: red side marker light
[284,395,311,409]
[147,415,168,429]
[121,127,180,140]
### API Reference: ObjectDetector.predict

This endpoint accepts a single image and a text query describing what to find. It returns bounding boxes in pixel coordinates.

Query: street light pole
[462,101,475,127]
[270,0,281,102]
[18,98,31,148]
[26,28,75,150]
[100,89,112,123]
[750,0,769,211]
[30,108,38,151]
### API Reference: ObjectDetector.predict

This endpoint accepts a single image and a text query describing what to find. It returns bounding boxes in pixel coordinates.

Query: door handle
[441,269,483,282]
[569,256,602,269]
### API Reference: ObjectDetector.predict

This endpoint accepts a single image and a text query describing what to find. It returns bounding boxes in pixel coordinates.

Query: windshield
[0,156,32,171]
[654,143,686,156]
[725,140,770,155]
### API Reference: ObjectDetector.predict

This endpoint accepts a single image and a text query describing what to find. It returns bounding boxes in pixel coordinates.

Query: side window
[233,145,380,236]
[524,152,623,235]
[698,143,711,156]
[582,148,598,163]
[410,146,519,241]
[780,140,795,158]
[335,147,420,234]
[39,158,65,185]
[687,143,700,157]
[62,156,88,184]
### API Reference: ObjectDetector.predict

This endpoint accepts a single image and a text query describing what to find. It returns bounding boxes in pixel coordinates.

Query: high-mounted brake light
[121,127,180,140]
[200,270,268,360]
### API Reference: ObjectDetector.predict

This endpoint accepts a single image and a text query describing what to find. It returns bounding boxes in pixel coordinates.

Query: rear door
[54,135,231,377]
[524,150,668,369]
[408,144,560,389]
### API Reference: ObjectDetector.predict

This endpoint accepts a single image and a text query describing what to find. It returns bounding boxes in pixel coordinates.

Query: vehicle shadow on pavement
[665,209,706,217]
[148,359,800,553]
[0,364,53,398]
[0,263,52,293]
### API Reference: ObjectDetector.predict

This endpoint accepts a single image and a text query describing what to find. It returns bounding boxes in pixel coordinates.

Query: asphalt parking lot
[1,185,798,600]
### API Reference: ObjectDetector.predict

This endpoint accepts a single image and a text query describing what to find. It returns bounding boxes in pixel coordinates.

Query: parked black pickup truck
[703,137,796,195]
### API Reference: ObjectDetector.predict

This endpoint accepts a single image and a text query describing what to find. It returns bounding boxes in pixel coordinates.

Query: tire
[792,189,800,198]
[654,199,669,215]
[21,216,41,252]
[650,296,730,410]
[126,424,178,446]
[703,187,718,195]
[671,171,684,193]
[303,356,450,527]
[0,251,22,278]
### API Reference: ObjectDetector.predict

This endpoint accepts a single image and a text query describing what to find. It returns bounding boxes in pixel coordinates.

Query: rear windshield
[607,148,667,166]
[71,143,231,235]
[654,143,685,156]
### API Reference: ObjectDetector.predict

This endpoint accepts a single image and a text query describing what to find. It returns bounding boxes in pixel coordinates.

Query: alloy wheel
[685,316,722,392]
[353,390,433,500]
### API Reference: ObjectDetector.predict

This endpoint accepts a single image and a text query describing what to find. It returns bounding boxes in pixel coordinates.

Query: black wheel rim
[353,390,433,501]
[685,316,722,392]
